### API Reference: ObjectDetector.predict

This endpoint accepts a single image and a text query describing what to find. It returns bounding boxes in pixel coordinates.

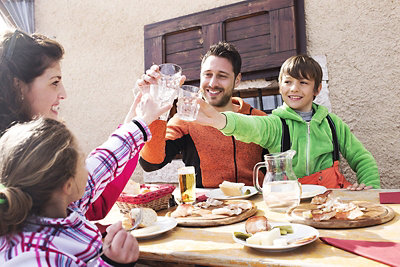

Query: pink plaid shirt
[0,119,150,266]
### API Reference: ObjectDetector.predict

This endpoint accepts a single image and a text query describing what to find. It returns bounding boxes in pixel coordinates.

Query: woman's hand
[194,99,227,130]
[346,182,373,191]
[103,222,139,264]
[136,64,161,87]
[135,64,186,88]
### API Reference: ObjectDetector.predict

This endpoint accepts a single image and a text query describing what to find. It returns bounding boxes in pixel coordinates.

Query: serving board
[165,199,257,227]
[288,201,395,229]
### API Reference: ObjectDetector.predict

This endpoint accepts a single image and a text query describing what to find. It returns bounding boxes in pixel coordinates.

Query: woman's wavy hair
[0,118,78,235]
[0,30,64,134]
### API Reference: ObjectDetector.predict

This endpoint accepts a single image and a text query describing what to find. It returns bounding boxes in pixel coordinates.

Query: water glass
[149,84,176,120]
[177,85,202,121]
[158,63,182,90]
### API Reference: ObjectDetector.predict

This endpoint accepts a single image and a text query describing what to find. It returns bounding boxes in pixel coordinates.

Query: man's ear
[234,73,242,88]
[314,83,323,97]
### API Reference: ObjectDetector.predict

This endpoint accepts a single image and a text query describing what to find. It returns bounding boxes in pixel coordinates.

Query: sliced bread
[130,207,157,228]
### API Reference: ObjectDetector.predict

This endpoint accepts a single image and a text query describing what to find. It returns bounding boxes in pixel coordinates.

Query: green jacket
[222,103,380,188]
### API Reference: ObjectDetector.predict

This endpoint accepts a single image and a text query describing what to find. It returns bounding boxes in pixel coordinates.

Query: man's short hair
[201,41,241,78]
[279,55,322,93]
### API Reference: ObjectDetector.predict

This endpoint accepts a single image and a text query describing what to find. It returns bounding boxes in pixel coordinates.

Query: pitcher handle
[253,162,265,193]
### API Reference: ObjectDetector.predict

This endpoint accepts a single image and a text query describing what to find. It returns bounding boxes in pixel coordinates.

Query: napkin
[320,237,400,266]
[379,192,400,204]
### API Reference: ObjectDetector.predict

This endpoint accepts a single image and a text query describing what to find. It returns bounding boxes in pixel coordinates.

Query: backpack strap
[326,114,339,162]
[280,115,339,162]
[280,118,291,152]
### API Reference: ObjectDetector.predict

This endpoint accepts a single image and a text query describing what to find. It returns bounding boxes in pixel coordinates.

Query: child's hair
[0,118,78,236]
[0,29,65,133]
[278,55,323,93]
[201,41,242,79]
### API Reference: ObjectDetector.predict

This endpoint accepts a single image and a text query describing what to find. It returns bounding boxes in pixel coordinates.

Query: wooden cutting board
[165,199,257,227]
[288,201,394,228]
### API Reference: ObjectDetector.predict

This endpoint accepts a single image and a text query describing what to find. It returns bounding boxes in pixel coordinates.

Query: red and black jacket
[139,97,267,188]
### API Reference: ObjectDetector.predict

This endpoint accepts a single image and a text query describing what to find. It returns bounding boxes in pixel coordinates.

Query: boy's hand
[103,222,139,264]
[195,99,227,130]
[347,182,373,191]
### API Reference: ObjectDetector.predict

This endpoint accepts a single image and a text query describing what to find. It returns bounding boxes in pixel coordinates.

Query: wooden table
[99,189,399,266]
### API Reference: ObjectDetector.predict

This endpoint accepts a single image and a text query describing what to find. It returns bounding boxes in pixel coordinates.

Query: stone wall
[34,0,400,188]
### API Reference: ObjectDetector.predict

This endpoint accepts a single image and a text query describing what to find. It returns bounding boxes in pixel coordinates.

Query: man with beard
[137,42,267,188]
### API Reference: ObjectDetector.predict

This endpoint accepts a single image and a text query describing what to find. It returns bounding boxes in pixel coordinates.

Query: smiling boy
[196,55,380,190]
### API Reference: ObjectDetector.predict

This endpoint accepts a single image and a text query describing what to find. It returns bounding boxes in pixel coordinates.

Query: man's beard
[207,86,234,108]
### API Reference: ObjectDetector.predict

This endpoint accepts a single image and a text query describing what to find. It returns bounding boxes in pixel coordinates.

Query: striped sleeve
[78,118,151,211]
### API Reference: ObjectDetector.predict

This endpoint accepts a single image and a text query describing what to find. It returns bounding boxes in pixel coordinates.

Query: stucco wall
[34,0,400,188]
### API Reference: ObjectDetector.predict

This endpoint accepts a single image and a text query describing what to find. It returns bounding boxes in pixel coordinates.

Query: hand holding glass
[177,85,202,121]
[157,63,182,120]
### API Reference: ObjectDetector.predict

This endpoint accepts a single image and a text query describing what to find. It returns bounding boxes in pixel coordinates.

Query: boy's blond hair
[278,55,322,93]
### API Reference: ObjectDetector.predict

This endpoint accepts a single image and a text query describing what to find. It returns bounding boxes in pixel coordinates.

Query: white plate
[232,223,319,252]
[205,186,258,200]
[130,216,177,239]
[301,184,327,199]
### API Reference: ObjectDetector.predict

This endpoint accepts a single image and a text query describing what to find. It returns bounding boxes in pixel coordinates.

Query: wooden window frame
[144,0,306,85]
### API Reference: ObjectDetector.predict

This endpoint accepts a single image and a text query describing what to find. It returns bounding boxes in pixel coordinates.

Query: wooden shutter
[144,0,305,85]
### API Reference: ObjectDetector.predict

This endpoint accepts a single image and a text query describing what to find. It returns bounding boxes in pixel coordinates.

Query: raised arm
[194,99,228,129]
[78,92,172,212]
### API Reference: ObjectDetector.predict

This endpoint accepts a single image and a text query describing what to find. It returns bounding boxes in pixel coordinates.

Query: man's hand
[347,182,373,191]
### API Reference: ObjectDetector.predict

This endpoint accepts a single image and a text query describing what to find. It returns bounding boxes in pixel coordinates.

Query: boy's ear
[314,83,323,97]
[234,73,242,88]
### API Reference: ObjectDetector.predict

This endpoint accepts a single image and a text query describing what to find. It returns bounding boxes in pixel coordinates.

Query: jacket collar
[232,97,252,115]
[272,102,329,124]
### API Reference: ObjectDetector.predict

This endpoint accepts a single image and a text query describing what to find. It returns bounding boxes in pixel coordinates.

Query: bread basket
[116,184,175,213]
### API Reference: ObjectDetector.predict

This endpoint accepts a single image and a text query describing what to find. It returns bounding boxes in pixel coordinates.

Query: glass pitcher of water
[253,150,301,212]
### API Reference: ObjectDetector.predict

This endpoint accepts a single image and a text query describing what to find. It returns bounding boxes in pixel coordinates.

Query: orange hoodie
[139,97,267,188]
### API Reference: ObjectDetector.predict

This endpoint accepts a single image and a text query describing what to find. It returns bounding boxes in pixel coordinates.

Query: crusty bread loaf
[130,208,157,228]
[219,181,245,196]
[122,180,141,195]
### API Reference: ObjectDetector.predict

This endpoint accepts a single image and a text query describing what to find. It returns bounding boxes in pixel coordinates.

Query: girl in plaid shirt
[0,94,171,266]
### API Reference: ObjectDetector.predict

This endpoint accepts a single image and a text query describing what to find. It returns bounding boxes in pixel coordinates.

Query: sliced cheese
[246,228,281,246]
[219,181,245,196]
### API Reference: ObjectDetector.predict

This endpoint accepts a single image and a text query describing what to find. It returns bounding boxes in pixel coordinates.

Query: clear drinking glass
[253,150,302,213]
[149,84,176,120]
[177,85,202,121]
[157,63,182,120]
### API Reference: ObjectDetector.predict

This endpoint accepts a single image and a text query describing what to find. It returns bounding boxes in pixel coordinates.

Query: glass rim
[159,63,182,75]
